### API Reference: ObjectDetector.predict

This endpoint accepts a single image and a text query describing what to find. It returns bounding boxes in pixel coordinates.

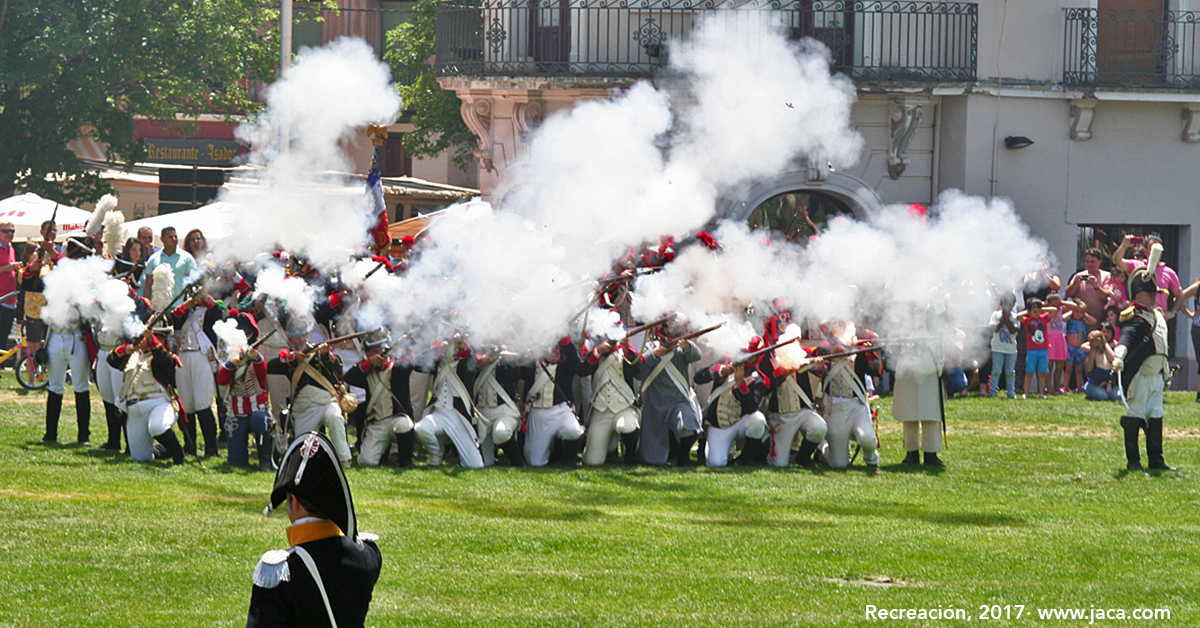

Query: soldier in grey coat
[637,323,702,465]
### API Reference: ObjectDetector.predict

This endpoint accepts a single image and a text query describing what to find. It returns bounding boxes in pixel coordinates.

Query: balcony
[434,0,978,84]
[1064,8,1200,90]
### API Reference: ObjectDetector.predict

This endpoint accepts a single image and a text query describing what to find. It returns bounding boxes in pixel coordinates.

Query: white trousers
[903,421,943,453]
[584,406,639,466]
[357,415,408,466]
[175,350,215,413]
[768,409,826,468]
[525,403,585,467]
[48,331,90,395]
[126,397,176,462]
[96,349,122,405]
[1127,372,1165,419]
[476,405,521,466]
[293,401,352,463]
[705,411,767,467]
[822,397,878,468]
[415,407,484,468]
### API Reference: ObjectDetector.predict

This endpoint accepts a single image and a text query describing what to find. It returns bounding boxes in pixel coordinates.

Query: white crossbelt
[474,361,518,412]
[291,547,338,628]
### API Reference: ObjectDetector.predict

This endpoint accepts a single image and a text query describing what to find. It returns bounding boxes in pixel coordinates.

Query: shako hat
[1127,243,1164,298]
[235,311,260,344]
[264,432,357,538]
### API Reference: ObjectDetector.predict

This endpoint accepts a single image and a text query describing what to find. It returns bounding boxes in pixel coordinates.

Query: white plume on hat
[102,210,125,259]
[150,264,174,311]
[86,194,119,237]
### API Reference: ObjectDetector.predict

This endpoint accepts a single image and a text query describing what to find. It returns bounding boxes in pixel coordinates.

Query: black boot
[215,398,229,443]
[620,430,640,465]
[120,411,130,454]
[179,414,198,456]
[74,391,91,445]
[498,437,525,467]
[901,450,921,466]
[43,391,63,443]
[395,430,415,468]
[256,434,274,472]
[155,430,186,465]
[737,437,768,466]
[1145,418,1175,471]
[195,409,219,457]
[1120,416,1143,471]
[101,402,122,450]
[675,434,698,467]
[796,439,820,468]
[556,437,581,467]
[923,451,944,467]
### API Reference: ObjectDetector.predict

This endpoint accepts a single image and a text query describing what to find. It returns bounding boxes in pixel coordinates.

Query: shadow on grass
[437,499,607,521]
[811,501,1028,528]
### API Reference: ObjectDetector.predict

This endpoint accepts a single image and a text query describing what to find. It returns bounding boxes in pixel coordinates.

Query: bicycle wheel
[15,347,49,391]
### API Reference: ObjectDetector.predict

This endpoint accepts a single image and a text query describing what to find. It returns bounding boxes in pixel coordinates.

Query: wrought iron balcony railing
[434,0,977,83]
[1064,8,1200,90]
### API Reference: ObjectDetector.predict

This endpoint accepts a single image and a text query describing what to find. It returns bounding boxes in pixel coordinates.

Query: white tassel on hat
[102,210,125,259]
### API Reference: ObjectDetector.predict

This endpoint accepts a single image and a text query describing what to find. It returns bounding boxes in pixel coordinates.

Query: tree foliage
[0,0,283,203]
[384,0,473,169]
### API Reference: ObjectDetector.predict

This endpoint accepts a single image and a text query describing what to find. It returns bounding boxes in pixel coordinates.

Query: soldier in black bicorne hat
[247,431,382,628]
[1113,243,1175,472]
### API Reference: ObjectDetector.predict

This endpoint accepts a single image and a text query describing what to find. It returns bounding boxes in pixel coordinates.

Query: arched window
[746,190,855,243]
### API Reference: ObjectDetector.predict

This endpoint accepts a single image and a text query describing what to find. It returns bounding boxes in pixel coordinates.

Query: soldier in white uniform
[693,339,770,467]
[42,303,94,445]
[267,338,354,467]
[471,351,525,466]
[1113,243,1175,471]
[107,329,186,464]
[816,336,879,469]
[168,290,224,457]
[760,353,827,468]
[521,339,585,467]
[343,335,416,467]
[414,338,484,468]
[577,339,642,465]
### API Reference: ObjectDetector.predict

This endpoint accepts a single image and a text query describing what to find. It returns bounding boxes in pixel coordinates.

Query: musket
[660,322,725,348]
[596,266,665,286]
[362,259,390,280]
[732,336,802,365]
[621,316,671,342]
[306,329,379,351]
[817,344,884,361]
[143,279,204,329]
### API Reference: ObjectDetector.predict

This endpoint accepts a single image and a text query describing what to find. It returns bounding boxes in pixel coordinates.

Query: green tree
[0,0,284,204]
[384,0,473,169]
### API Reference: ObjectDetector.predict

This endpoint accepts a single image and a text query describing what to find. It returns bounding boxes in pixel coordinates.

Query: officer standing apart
[1113,243,1175,472]
[248,431,382,627]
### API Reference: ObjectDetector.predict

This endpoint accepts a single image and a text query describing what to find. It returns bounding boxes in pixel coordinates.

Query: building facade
[435,0,1200,377]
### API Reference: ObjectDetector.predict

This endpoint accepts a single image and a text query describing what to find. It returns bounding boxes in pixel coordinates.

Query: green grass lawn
[1,373,1198,627]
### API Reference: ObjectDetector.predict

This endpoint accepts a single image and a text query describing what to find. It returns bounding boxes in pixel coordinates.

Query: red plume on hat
[907,203,929,222]
[742,336,765,366]
[696,231,720,250]
[400,235,415,248]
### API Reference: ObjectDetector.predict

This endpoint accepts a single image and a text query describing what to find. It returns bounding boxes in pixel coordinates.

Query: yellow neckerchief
[286,519,344,547]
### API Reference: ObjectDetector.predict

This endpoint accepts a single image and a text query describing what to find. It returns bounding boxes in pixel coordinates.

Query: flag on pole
[366,148,390,255]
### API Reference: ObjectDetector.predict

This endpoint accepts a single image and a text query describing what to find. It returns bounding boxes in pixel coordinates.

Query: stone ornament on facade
[1182,103,1200,143]
[1069,99,1097,141]
[461,98,496,173]
[513,100,545,140]
[888,97,924,180]
[805,154,830,184]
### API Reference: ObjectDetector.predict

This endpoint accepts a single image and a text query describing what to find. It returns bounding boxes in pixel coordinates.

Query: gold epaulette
[1118,305,1137,323]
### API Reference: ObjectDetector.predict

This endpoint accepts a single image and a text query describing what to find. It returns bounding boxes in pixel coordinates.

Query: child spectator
[1083,330,1117,401]
[1016,298,1054,398]
[1064,305,1096,392]
[989,296,1019,398]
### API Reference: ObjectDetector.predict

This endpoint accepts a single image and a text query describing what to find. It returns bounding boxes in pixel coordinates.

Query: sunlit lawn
[1,371,1197,627]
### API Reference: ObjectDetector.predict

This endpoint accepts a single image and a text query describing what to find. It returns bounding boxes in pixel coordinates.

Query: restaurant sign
[143,138,241,166]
